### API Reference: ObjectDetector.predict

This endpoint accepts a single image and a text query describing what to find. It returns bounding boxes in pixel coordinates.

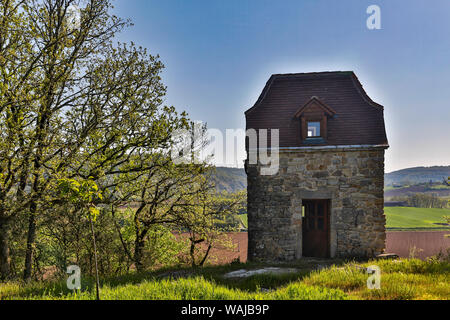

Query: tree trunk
[89,214,101,300]
[23,210,37,281]
[133,204,147,273]
[189,238,205,268]
[112,207,133,262]
[134,237,145,272]
[190,241,196,267]
[0,217,11,280]
[199,244,212,267]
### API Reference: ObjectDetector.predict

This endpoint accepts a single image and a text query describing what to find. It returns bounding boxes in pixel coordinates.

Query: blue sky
[113,0,450,173]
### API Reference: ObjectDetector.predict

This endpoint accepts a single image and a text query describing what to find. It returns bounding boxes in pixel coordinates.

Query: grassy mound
[1,276,347,300]
[1,258,448,300]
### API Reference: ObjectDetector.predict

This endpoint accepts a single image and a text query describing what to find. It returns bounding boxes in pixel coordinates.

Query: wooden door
[302,200,330,258]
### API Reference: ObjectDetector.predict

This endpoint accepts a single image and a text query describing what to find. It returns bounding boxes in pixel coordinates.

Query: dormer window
[293,96,336,144]
[307,121,321,137]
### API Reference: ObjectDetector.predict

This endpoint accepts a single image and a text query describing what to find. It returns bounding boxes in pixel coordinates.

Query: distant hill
[385,166,450,186]
[211,165,450,193]
[384,184,450,198]
[212,167,247,192]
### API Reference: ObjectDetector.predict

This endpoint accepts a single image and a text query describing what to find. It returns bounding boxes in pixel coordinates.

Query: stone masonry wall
[246,147,386,262]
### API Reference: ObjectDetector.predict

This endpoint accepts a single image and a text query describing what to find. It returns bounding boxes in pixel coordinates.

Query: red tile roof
[245,71,388,148]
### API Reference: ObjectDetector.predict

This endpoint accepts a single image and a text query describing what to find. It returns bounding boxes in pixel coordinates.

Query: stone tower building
[245,71,389,261]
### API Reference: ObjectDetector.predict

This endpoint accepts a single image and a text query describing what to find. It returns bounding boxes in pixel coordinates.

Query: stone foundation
[246,147,386,262]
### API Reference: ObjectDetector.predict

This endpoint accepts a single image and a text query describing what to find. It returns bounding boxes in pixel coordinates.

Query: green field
[239,214,248,228]
[385,207,450,230]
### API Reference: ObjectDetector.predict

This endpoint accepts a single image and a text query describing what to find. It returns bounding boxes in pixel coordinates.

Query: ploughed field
[386,231,450,260]
[196,230,449,263]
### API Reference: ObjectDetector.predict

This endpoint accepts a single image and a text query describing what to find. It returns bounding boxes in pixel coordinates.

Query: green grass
[1,258,448,300]
[239,214,248,228]
[384,185,410,191]
[385,207,450,230]
[429,185,450,190]
[0,275,347,300]
[303,259,450,300]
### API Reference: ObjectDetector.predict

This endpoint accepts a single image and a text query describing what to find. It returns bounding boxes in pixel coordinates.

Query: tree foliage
[0,0,245,282]
[179,190,246,267]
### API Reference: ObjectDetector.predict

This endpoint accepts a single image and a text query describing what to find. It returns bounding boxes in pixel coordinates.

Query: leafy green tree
[140,224,188,270]
[110,156,211,272]
[38,203,130,278]
[0,0,189,280]
[179,190,246,267]
[406,193,448,209]
[57,177,102,299]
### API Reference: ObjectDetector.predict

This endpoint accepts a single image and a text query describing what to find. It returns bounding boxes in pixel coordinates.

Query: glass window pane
[307,122,321,137]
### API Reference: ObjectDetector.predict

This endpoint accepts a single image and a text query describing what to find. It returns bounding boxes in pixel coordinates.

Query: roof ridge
[271,71,353,78]
[245,71,354,116]
[349,73,384,110]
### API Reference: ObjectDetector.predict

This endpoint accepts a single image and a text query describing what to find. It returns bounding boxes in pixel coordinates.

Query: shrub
[364,258,450,275]
[303,265,367,291]
[269,283,348,300]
